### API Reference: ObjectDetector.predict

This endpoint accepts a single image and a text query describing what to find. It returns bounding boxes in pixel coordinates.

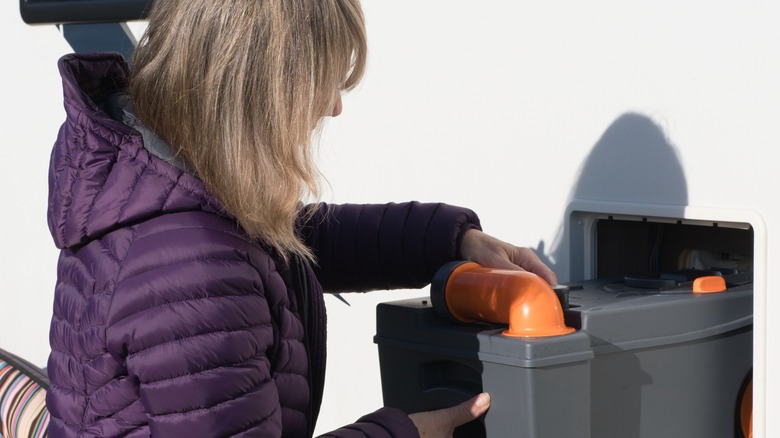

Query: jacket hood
[48,53,229,249]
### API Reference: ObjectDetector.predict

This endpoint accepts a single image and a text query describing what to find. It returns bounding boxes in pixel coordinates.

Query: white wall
[0,2,70,364]
[2,1,778,437]
[318,2,780,435]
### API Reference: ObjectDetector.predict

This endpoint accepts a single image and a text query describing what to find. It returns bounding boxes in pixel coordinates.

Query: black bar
[20,0,151,25]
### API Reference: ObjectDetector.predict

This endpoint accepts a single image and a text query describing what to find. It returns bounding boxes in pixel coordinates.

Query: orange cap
[692,276,727,294]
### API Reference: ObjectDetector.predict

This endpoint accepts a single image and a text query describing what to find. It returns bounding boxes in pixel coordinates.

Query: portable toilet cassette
[374,206,754,438]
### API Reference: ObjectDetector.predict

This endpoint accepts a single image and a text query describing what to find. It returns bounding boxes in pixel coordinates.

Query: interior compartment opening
[595,218,754,280]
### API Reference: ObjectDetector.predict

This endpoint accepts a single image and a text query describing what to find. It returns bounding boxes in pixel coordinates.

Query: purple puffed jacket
[45,53,481,438]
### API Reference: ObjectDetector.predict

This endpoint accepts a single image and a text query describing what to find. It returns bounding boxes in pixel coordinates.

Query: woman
[45,1,557,436]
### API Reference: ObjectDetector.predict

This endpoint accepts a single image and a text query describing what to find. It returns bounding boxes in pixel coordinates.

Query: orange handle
[740,378,752,438]
[431,262,574,338]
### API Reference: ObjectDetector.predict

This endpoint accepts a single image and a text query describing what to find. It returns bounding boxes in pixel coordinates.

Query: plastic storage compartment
[375,279,753,437]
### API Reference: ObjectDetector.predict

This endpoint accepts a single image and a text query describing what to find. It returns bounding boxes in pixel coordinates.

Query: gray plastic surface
[375,280,752,437]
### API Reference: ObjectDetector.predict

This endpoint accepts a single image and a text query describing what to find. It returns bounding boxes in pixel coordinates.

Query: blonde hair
[130,0,366,260]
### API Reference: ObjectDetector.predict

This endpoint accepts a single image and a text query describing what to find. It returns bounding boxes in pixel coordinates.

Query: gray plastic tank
[375,277,752,437]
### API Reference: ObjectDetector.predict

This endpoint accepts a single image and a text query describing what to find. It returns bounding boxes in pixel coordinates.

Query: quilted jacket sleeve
[318,407,419,437]
[105,220,286,437]
[299,202,481,293]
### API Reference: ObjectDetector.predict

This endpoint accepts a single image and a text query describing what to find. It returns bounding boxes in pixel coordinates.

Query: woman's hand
[460,229,558,285]
[408,393,491,438]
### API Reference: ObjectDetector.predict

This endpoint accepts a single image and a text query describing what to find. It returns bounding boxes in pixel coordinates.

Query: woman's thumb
[448,393,491,427]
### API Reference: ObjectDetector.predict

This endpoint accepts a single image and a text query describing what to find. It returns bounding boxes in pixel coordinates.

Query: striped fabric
[0,349,49,438]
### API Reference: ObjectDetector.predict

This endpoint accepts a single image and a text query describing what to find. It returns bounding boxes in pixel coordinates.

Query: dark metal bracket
[61,22,137,60]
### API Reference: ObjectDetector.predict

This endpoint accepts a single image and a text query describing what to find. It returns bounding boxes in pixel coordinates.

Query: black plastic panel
[20,0,151,25]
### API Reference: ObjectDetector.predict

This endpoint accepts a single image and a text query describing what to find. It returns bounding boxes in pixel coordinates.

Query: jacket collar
[48,53,231,250]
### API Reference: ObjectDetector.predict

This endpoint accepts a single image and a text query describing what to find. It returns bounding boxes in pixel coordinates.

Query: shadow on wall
[538,112,689,279]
